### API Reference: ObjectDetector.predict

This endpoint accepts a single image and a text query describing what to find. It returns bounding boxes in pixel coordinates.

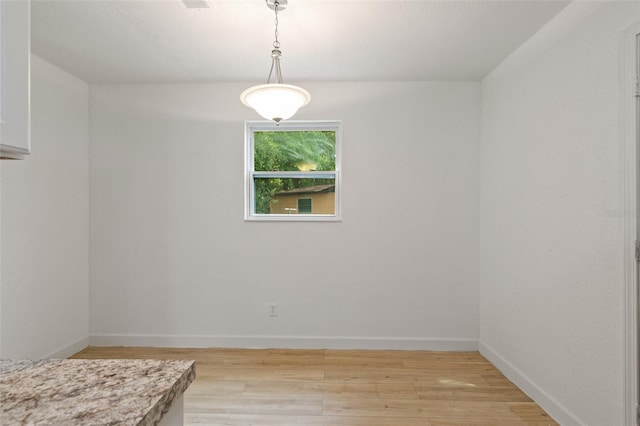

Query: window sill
[245,214,342,222]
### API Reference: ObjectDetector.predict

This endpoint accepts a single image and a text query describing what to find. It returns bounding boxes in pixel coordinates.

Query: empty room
[1,0,639,425]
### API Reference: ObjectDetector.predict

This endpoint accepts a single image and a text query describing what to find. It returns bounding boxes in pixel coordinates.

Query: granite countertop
[0,358,195,425]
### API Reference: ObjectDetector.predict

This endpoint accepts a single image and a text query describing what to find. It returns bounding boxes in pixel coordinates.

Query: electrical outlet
[268,303,278,317]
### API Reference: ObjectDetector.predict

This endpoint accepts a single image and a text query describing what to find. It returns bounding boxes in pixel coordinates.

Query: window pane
[254,178,335,215]
[254,131,336,172]
[297,198,312,213]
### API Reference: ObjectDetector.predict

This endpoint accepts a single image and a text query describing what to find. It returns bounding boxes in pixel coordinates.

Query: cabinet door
[0,0,30,160]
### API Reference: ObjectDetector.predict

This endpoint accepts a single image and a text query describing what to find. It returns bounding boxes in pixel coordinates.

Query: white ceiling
[31,0,571,84]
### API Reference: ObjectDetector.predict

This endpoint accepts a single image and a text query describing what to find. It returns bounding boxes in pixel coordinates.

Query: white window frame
[244,120,342,222]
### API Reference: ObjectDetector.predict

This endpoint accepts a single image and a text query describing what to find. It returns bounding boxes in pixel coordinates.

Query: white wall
[479,2,640,425]
[89,81,481,349]
[0,55,90,358]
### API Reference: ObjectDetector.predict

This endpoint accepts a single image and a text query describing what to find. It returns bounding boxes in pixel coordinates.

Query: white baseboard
[45,335,90,359]
[90,333,478,351]
[479,340,584,426]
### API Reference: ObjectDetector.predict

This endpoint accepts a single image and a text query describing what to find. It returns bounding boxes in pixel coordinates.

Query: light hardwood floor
[70,347,557,425]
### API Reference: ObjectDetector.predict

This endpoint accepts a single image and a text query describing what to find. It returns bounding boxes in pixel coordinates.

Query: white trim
[44,335,90,359]
[479,341,583,426]
[624,20,640,426]
[90,333,478,351]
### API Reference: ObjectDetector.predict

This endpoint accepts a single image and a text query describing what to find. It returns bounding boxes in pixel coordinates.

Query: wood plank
[322,397,453,418]
[197,366,325,382]
[481,374,517,387]
[225,414,430,425]
[323,358,406,369]
[414,385,532,402]
[323,383,419,400]
[242,381,327,397]
[508,401,558,422]
[186,395,323,416]
[448,401,524,420]
[183,413,229,425]
[413,373,497,388]
[428,419,555,426]
[265,349,325,358]
[324,368,436,384]
[403,360,500,373]
[242,381,419,399]
[184,380,246,397]
[256,357,329,368]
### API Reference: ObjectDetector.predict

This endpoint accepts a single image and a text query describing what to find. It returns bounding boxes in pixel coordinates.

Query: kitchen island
[0,358,195,425]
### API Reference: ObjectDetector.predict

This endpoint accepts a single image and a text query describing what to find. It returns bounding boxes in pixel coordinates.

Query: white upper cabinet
[0,0,30,160]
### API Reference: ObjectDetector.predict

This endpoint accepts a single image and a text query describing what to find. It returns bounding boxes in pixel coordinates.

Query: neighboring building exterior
[270,184,335,215]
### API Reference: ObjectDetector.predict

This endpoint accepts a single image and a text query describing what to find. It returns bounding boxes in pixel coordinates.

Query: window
[245,121,341,221]
[297,198,312,214]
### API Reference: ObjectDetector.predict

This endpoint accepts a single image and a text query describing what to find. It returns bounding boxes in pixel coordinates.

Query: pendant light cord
[266,1,284,85]
[273,1,280,49]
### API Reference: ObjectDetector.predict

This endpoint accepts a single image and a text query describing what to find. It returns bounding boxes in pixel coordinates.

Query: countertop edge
[139,360,196,426]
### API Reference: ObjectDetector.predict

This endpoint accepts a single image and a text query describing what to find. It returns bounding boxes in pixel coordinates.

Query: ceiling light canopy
[240,0,310,125]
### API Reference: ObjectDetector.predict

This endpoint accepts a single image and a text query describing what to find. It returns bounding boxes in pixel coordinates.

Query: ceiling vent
[181,0,209,9]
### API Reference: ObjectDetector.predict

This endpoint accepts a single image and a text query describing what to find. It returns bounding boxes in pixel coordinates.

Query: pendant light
[240,0,310,125]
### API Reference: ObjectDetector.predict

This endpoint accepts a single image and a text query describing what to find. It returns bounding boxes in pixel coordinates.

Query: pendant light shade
[240,83,310,124]
[240,0,310,124]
